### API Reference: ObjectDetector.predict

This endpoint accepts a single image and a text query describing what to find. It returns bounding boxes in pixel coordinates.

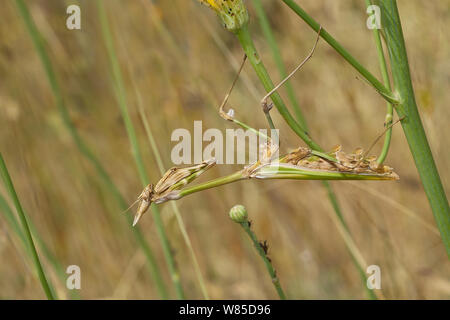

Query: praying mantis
[127,27,400,226]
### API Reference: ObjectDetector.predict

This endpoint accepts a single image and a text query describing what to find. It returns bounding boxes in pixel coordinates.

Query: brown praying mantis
[126,27,400,226]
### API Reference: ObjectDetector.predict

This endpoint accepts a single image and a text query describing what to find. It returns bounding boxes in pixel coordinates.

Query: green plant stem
[240,221,286,299]
[281,0,398,105]
[15,0,168,299]
[97,0,185,298]
[380,0,450,255]
[2,194,79,299]
[236,24,321,151]
[0,193,26,245]
[179,172,246,198]
[177,164,396,200]
[251,0,307,130]
[365,0,393,165]
[0,154,54,300]
[234,17,377,299]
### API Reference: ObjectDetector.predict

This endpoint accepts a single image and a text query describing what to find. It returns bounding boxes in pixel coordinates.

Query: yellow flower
[197,0,249,33]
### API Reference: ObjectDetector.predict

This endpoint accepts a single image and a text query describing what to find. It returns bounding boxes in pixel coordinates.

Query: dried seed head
[229,204,248,223]
[130,160,216,225]
[197,0,249,33]
[283,147,311,164]
[281,145,400,180]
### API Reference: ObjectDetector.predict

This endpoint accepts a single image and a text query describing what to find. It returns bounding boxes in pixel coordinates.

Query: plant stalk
[240,221,286,299]
[365,0,394,165]
[380,0,450,255]
[0,154,54,300]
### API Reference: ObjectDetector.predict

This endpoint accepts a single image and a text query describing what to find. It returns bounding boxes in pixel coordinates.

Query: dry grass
[0,0,448,299]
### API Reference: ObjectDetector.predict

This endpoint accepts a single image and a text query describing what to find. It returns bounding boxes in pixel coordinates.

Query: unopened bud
[229,204,248,223]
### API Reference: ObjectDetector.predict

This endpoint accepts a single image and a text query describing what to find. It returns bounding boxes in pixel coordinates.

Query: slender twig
[0,154,54,300]
[97,0,185,298]
[362,117,403,161]
[260,26,322,112]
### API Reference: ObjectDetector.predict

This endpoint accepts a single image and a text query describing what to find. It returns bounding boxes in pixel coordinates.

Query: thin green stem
[179,172,245,199]
[240,221,286,299]
[0,192,26,245]
[380,0,450,255]
[0,154,54,300]
[0,194,68,298]
[97,0,184,298]
[365,0,394,165]
[15,0,168,299]
[176,164,396,201]
[251,0,307,130]
[2,190,80,298]
[281,0,398,105]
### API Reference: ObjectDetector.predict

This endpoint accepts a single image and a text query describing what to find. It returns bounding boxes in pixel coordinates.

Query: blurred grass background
[0,0,449,299]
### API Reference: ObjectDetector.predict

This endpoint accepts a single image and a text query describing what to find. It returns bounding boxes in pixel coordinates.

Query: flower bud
[197,0,249,33]
[229,204,248,223]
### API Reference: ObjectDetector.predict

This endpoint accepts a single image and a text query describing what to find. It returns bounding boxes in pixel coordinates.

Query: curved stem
[365,0,394,165]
